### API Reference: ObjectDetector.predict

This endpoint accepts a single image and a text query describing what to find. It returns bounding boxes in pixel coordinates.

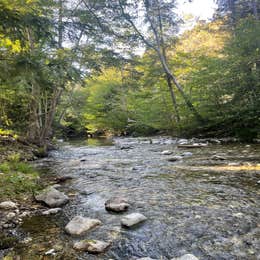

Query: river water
[10,137,260,259]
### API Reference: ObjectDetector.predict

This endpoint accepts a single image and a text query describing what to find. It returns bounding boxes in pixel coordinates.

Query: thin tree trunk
[144,2,204,123]
[252,0,259,20]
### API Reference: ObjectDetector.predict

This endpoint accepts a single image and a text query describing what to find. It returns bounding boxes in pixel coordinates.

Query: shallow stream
[7,137,260,259]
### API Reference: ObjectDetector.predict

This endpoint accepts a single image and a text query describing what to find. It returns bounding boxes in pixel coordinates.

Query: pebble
[6,212,16,220]
[42,208,62,215]
[182,152,193,157]
[45,248,56,255]
[161,150,173,155]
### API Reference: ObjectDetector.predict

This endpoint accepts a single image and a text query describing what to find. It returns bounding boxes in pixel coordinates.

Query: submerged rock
[121,213,147,227]
[168,156,183,162]
[0,201,17,210]
[73,239,110,253]
[172,254,199,260]
[35,187,69,208]
[65,216,101,236]
[182,152,193,157]
[136,257,155,260]
[105,197,130,212]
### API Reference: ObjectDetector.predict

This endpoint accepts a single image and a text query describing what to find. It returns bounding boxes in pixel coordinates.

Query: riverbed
[5,137,260,259]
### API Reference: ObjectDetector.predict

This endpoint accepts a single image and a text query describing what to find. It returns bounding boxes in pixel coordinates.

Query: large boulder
[121,213,147,227]
[35,187,69,208]
[0,201,17,210]
[65,216,101,236]
[172,254,199,260]
[105,197,130,212]
[73,239,110,253]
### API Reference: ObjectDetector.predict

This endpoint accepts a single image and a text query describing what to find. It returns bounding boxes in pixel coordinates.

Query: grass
[0,153,40,200]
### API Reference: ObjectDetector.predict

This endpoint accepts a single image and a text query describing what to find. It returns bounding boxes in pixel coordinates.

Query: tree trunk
[252,0,259,20]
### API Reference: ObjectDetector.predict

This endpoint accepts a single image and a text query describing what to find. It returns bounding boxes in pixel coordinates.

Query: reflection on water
[8,137,260,259]
[64,137,114,147]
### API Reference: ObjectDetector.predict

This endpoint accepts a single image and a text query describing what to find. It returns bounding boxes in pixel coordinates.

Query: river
[9,137,260,259]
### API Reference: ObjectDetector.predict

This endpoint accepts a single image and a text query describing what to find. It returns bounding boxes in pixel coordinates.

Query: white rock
[73,239,110,253]
[228,162,240,166]
[45,249,56,255]
[172,254,199,260]
[6,212,16,220]
[42,208,62,215]
[0,201,17,210]
[105,197,130,212]
[161,150,173,155]
[35,187,69,208]
[65,216,101,236]
[121,213,147,227]
[51,184,62,189]
[178,139,188,144]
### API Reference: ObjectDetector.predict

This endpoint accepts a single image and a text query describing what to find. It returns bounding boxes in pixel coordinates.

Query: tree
[116,0,205,125]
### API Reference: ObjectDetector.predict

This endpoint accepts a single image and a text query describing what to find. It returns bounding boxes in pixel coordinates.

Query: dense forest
[0,0,259,150]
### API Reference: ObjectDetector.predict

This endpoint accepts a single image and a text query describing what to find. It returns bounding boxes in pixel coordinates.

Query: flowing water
[7,137,260,259]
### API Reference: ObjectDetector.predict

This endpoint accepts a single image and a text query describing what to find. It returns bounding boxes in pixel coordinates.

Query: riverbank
[0,134,52,256]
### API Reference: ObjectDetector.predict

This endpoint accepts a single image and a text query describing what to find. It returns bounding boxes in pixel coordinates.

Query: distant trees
[217,0,259,21]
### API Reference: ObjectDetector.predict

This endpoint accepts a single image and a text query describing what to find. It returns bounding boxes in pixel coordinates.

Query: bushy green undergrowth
[0,153,40,200]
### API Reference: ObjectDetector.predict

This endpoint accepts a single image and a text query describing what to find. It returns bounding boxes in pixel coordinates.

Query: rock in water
[42,208,62,215]
[161,150,173,155]
[35,187,69,208]
[105,197,130,212]
[172,254,199,260]
[0,201,17,210]
[65,216,101,236]
[121,213,147,227]
[168,156,182,162]
[73,239,110,253]
[182,152,193,157]
[137,258,156,260]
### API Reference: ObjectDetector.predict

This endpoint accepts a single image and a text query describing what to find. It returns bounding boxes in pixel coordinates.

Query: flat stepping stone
[65,216,101,236]
[105,197,130,212]
[73,239,110,253]
[35,187,69,208]
[121,213,147,227]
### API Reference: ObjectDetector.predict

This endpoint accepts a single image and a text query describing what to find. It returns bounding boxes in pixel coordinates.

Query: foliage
[0,158,40,199]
